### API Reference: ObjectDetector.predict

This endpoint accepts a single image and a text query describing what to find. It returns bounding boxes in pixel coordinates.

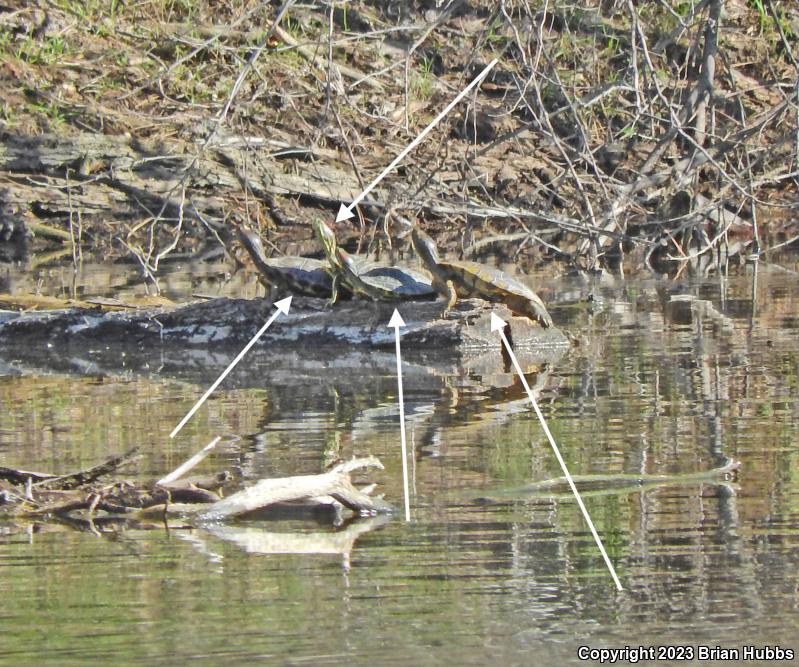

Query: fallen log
[0,132,365,236]
[34,448,141,490]
[1,451,390,524]
[0,448,139,489]
[0,295,569,352]
[0,466,58,486]
[0,294,109,312]
[196,457,392,520]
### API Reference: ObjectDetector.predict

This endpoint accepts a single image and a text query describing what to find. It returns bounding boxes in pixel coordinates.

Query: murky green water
[1,262,798,665]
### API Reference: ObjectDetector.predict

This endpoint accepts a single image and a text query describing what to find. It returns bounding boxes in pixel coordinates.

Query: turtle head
[411,228,440,268]
[335,247,356,273]
[312,219,339,266]
[236,224,265,258]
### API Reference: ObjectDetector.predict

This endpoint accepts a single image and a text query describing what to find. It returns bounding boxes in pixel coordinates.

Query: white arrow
[389,308,412,521]
[336,58,498,223]
[491,313,623,591]
[170,297,292,439]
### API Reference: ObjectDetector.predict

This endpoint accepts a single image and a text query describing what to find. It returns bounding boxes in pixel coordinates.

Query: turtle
[237,225,334,298]
[335,247,437,301]
[312,218,390,301]
[311,218,364,304]
[311,218,432,303]
[411,228,554,328]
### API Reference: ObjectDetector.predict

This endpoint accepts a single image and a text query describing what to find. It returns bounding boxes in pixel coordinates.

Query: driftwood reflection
[202,515,390,557]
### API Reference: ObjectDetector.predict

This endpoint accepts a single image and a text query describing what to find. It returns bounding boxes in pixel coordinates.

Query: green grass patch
[14,35,69,66]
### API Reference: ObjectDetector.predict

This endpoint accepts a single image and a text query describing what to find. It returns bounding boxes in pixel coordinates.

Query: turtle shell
[257,256,334,296]
[359,264,437,298]
[337,249,436,300]
[238,226,333,297]
[411,229,552,326]
[440,259,535,299]
[440,259,553,326]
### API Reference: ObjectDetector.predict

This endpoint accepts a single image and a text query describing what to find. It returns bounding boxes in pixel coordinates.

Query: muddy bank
[1,1,796,278]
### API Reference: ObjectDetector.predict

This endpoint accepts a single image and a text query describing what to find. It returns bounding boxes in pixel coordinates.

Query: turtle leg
[524,297,553,328]
[368,297,382,329]
[260,279,277,303]
[442,279,458,316]
[326,274,340,308]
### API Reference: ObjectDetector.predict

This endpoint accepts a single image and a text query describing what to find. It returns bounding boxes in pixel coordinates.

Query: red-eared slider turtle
[335,248,437,300]
[312,218,363,304]
[237,225,334,298]
[411,228,553,327]
[312,218,435,303]
[311,218,410,305]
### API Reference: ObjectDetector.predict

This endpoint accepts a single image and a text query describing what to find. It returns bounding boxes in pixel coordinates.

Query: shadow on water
[1,262,799,664]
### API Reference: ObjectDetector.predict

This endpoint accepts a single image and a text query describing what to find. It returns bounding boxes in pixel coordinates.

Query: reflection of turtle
[237,225,333,297]
[335,248,437,300]
[411,228,553,327]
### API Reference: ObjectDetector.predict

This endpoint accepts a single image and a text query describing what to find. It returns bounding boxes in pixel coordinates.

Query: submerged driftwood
[0,294,569,350]
[473,459,741,503]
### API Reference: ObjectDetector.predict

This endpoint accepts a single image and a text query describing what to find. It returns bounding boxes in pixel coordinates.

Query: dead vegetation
[0,440,391,528]
[0,0,797,280]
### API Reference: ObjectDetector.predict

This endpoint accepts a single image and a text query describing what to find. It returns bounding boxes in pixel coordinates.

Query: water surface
[1,261,798,665]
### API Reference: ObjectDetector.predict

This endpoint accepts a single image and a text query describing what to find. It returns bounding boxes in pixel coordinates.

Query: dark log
[0,295,569,352]
[0,448,139,489]
[34,447,140,490]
